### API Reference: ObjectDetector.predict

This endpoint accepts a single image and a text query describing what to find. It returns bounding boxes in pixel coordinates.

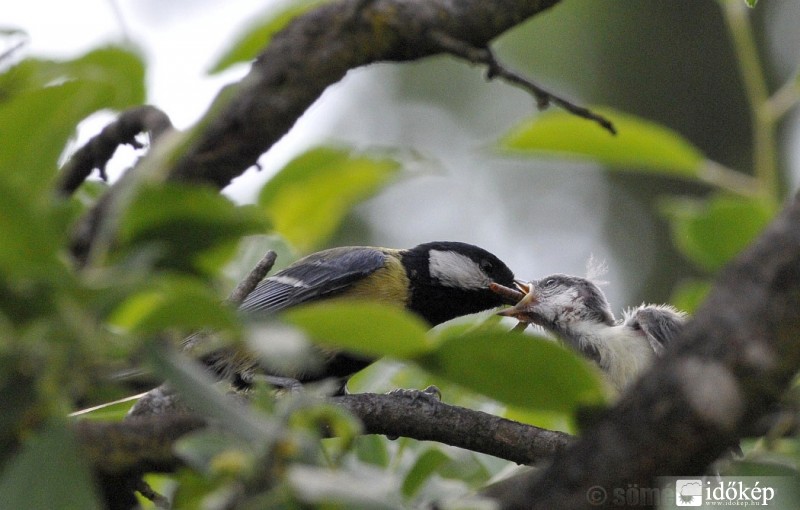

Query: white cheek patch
[428,250,489,289]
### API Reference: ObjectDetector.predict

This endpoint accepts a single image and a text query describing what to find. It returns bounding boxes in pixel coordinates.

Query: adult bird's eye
[480,259,494,273]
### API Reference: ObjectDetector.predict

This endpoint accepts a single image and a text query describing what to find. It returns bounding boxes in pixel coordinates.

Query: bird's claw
[388,385,442,403]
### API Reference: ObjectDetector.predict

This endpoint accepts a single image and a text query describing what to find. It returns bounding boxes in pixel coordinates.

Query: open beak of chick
[490,279,540,326]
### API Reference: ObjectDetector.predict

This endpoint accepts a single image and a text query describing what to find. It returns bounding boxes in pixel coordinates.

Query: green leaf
[499,108,705,177]
[0,46,145,107]
[283,302,432,358]
[354,435,390,468]
[259,146,401,253]
[744,0,758,7]
[417,326,606,413]
[402,448,450,497]
[209,0,332,74]
[287,465,403,509]
[0,420,102,510]
[117,183,269,275]
[0,47,145,194]
[146,342,275,443]
[670,279,712,314]
[0,179,68,279]
[174,430,255,475]
[661,194,777,271]
[108,275,237,334]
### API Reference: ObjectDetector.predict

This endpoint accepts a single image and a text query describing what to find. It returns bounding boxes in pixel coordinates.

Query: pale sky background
[5,0,800,311]
[5,0,616,287]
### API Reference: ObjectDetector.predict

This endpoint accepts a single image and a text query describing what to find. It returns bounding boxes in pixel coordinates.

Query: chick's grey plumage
[501,275,687,391]
[622,304,686,357]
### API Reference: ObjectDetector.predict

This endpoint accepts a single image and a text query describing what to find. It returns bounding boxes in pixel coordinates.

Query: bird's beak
[489,281,526,305]
[494,279,541,321]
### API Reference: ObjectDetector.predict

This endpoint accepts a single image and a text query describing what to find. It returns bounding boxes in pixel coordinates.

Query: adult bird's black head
[398,241,517,325]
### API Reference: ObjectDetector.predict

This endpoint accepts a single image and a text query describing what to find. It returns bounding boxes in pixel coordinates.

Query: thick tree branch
[77,392,572,476]
[76,414,206,475]
[492,191,800,510]
[166,0,563,188]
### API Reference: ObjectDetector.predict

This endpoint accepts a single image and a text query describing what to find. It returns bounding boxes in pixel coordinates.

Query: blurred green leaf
[402,448,449,497]
[745,0,758,7]
[354,435,391,468]
[417,326,606,413]
[209,0,332,74]
[175,430,256,475]
[661,194,777,271]
[0,46,144,106]
[0,420,102,510]
[117,183,269,275]
[259,146,401,253]
[287,464,403,509]
[0,179,68,279]
[670,279,712,314]
[147,342,275,443]
[283,301,432,358]
[109,275,237,334]
[503,406,575,433]
[499,108,705,177]
[0,47,145,194]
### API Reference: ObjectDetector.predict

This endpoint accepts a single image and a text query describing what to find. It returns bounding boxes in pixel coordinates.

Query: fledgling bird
[206,241,518,389]
[493,275,686,391]
[493,276,744,460]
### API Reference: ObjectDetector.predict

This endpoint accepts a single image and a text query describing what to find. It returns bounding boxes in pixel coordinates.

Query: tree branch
[166,0,563,188]
[76,413,206,475]
[491,191,800,510]
[77,392,572,477]
[226,250,277,306]
[57,105,174,197]
[429,31,616,134]
[332,392,572,465]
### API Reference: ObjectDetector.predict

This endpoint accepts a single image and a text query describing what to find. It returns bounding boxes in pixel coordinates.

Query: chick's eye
[631,321,642,331]
[542,278,556,288]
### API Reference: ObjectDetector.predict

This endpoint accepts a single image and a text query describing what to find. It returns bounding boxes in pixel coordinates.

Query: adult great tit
[211,241,517,388]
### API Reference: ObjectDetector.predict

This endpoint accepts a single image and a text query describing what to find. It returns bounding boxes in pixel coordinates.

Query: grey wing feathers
[238,247,388,313]
[635,304,686,356]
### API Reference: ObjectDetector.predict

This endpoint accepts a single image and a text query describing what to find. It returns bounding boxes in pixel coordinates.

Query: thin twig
[720,1,776,197]
[56,105,175,197]
[430,31,616,135]
[227,250,278,306]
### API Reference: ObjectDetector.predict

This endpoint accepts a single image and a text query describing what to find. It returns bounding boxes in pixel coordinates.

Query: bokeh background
[7,0,800,312]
